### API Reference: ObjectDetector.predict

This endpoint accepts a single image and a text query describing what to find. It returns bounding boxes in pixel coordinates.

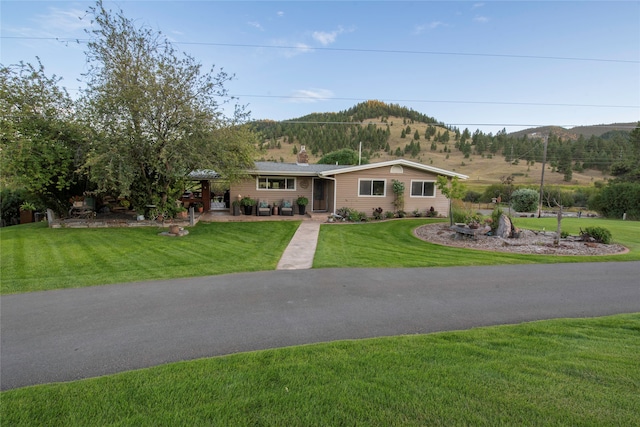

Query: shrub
[490,207,504,232]
[372,207,384,220]
[590,182,640,220]
[452,205,467,223]
[582,226,612,244]
[542,186,574,208]
[385,211,395,219]
[511,188,539,212]
[463,190,481,203]
[1,188,27,226]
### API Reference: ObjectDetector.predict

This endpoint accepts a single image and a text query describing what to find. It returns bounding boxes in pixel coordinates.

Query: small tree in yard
[437,175,466,226]
[542,191,565,246]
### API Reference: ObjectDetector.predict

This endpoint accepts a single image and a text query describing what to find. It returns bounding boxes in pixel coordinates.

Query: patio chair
[256,199,271,216]
[280,199,294,216]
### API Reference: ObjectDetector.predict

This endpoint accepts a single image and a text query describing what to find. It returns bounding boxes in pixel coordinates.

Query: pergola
[183,169,223,212]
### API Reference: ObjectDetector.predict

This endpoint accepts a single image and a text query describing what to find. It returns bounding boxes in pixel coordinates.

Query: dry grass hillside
[256,116,609,189]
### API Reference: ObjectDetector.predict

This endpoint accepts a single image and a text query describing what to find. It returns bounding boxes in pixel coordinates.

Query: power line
[2,36,638,64]
[233,94,639,109]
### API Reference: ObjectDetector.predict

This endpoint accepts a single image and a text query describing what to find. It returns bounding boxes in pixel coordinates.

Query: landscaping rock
[496,214,512,238]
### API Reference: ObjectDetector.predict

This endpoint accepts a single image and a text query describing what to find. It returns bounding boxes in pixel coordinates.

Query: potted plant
[272,200,280,216]
[241,197,256,215]
[296,196,309,215]
[193,201,203,213]
[20,201,36,224]
[176,206,188,219]
[232,199,241,216]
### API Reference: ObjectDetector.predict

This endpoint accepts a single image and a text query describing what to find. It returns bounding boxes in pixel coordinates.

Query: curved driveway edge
[2,262,639,390]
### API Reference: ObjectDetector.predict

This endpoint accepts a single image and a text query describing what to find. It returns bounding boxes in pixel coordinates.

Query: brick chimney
[297,145,309,165]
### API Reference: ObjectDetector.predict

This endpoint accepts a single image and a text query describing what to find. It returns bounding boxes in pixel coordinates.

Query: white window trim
[410,180,436,198]
[358,178,387,197]
[256,176,297,191]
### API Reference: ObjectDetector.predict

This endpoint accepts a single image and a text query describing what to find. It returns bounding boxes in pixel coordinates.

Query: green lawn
[3,314,639,426]
[314,217,640,268]
[0,221,300,294]
[2,217,638,294]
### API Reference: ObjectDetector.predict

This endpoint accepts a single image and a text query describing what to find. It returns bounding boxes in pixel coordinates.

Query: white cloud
[35,7,89,34]
[247,21,264,31]
[277,11,284,17]
[472,3,485,9]
[413,21,446,35]
[312,30,338,45]
[312,26,350,46]
[287,88,334,103]
[473,15,489,23]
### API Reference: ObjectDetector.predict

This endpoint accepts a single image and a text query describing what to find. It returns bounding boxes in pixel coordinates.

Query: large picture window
[359,179,386,196]
[257,177,296,190]
[410,180,435,197]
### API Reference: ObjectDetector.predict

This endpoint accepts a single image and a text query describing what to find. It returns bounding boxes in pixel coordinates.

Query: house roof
[252,159,468,179]
[188,169,221,180]
[192,159,468,180]
[251,161,352,176]
[318,159,469,179]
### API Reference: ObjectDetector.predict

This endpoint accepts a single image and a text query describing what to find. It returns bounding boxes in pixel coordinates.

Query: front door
[312,179,328,212]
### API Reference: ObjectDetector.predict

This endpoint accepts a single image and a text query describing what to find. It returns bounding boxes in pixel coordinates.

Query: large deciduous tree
[0,60,90,213]
[81,1,255,213]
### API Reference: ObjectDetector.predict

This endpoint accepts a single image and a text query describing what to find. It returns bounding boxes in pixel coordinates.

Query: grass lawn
[314,217,640,268]
[0,221,300,294]
[3,314,639,426]
[2,217,638,294]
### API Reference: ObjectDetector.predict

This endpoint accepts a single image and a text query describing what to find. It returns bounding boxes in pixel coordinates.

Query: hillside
[249,101,635,188]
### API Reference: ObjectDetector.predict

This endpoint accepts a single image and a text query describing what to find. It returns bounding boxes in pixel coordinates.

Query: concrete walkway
[276,221,321,270]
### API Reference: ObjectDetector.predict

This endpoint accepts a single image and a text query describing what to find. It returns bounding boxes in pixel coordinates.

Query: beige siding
[230,166,454,217]
[230,176,313,213]
[334,165,450,217]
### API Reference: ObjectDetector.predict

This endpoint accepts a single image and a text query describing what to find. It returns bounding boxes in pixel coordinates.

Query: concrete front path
[276,221,321,270]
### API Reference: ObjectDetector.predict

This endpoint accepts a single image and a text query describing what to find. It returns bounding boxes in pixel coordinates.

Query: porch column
[201,180,211,212]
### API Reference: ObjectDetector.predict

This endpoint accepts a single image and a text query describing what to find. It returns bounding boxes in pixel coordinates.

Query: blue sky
[2,1,639,133]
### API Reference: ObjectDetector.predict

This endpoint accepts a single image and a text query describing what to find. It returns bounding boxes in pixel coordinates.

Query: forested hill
[248,100,442,157]
[248,100,637,185]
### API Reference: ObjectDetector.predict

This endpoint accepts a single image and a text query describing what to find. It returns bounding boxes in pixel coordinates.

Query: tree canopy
[80,0,255,212]
[0,60,90,212]
[317,148,368,165]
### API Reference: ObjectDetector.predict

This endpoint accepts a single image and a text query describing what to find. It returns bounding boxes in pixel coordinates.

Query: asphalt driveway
[2,262,639,390]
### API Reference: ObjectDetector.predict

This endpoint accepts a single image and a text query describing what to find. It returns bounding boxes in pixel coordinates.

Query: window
[257,177,295,190]
[410,180,435,197]
[359,179,386,196]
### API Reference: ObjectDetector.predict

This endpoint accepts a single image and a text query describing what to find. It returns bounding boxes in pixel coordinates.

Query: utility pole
[538,135,548,218]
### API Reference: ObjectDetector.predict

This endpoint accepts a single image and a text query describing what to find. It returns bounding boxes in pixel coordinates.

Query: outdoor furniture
[280,200,294,216]
[69,205,95,219]
[256,200,271,216]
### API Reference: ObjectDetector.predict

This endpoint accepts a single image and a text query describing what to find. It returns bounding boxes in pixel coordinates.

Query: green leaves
[81,1,255,212]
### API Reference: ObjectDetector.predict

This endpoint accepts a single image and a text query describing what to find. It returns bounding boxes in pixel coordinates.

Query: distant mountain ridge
[508,123,637,140]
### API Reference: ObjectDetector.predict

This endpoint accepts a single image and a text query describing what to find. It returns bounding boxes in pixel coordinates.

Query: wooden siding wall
[334,166,451,216]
